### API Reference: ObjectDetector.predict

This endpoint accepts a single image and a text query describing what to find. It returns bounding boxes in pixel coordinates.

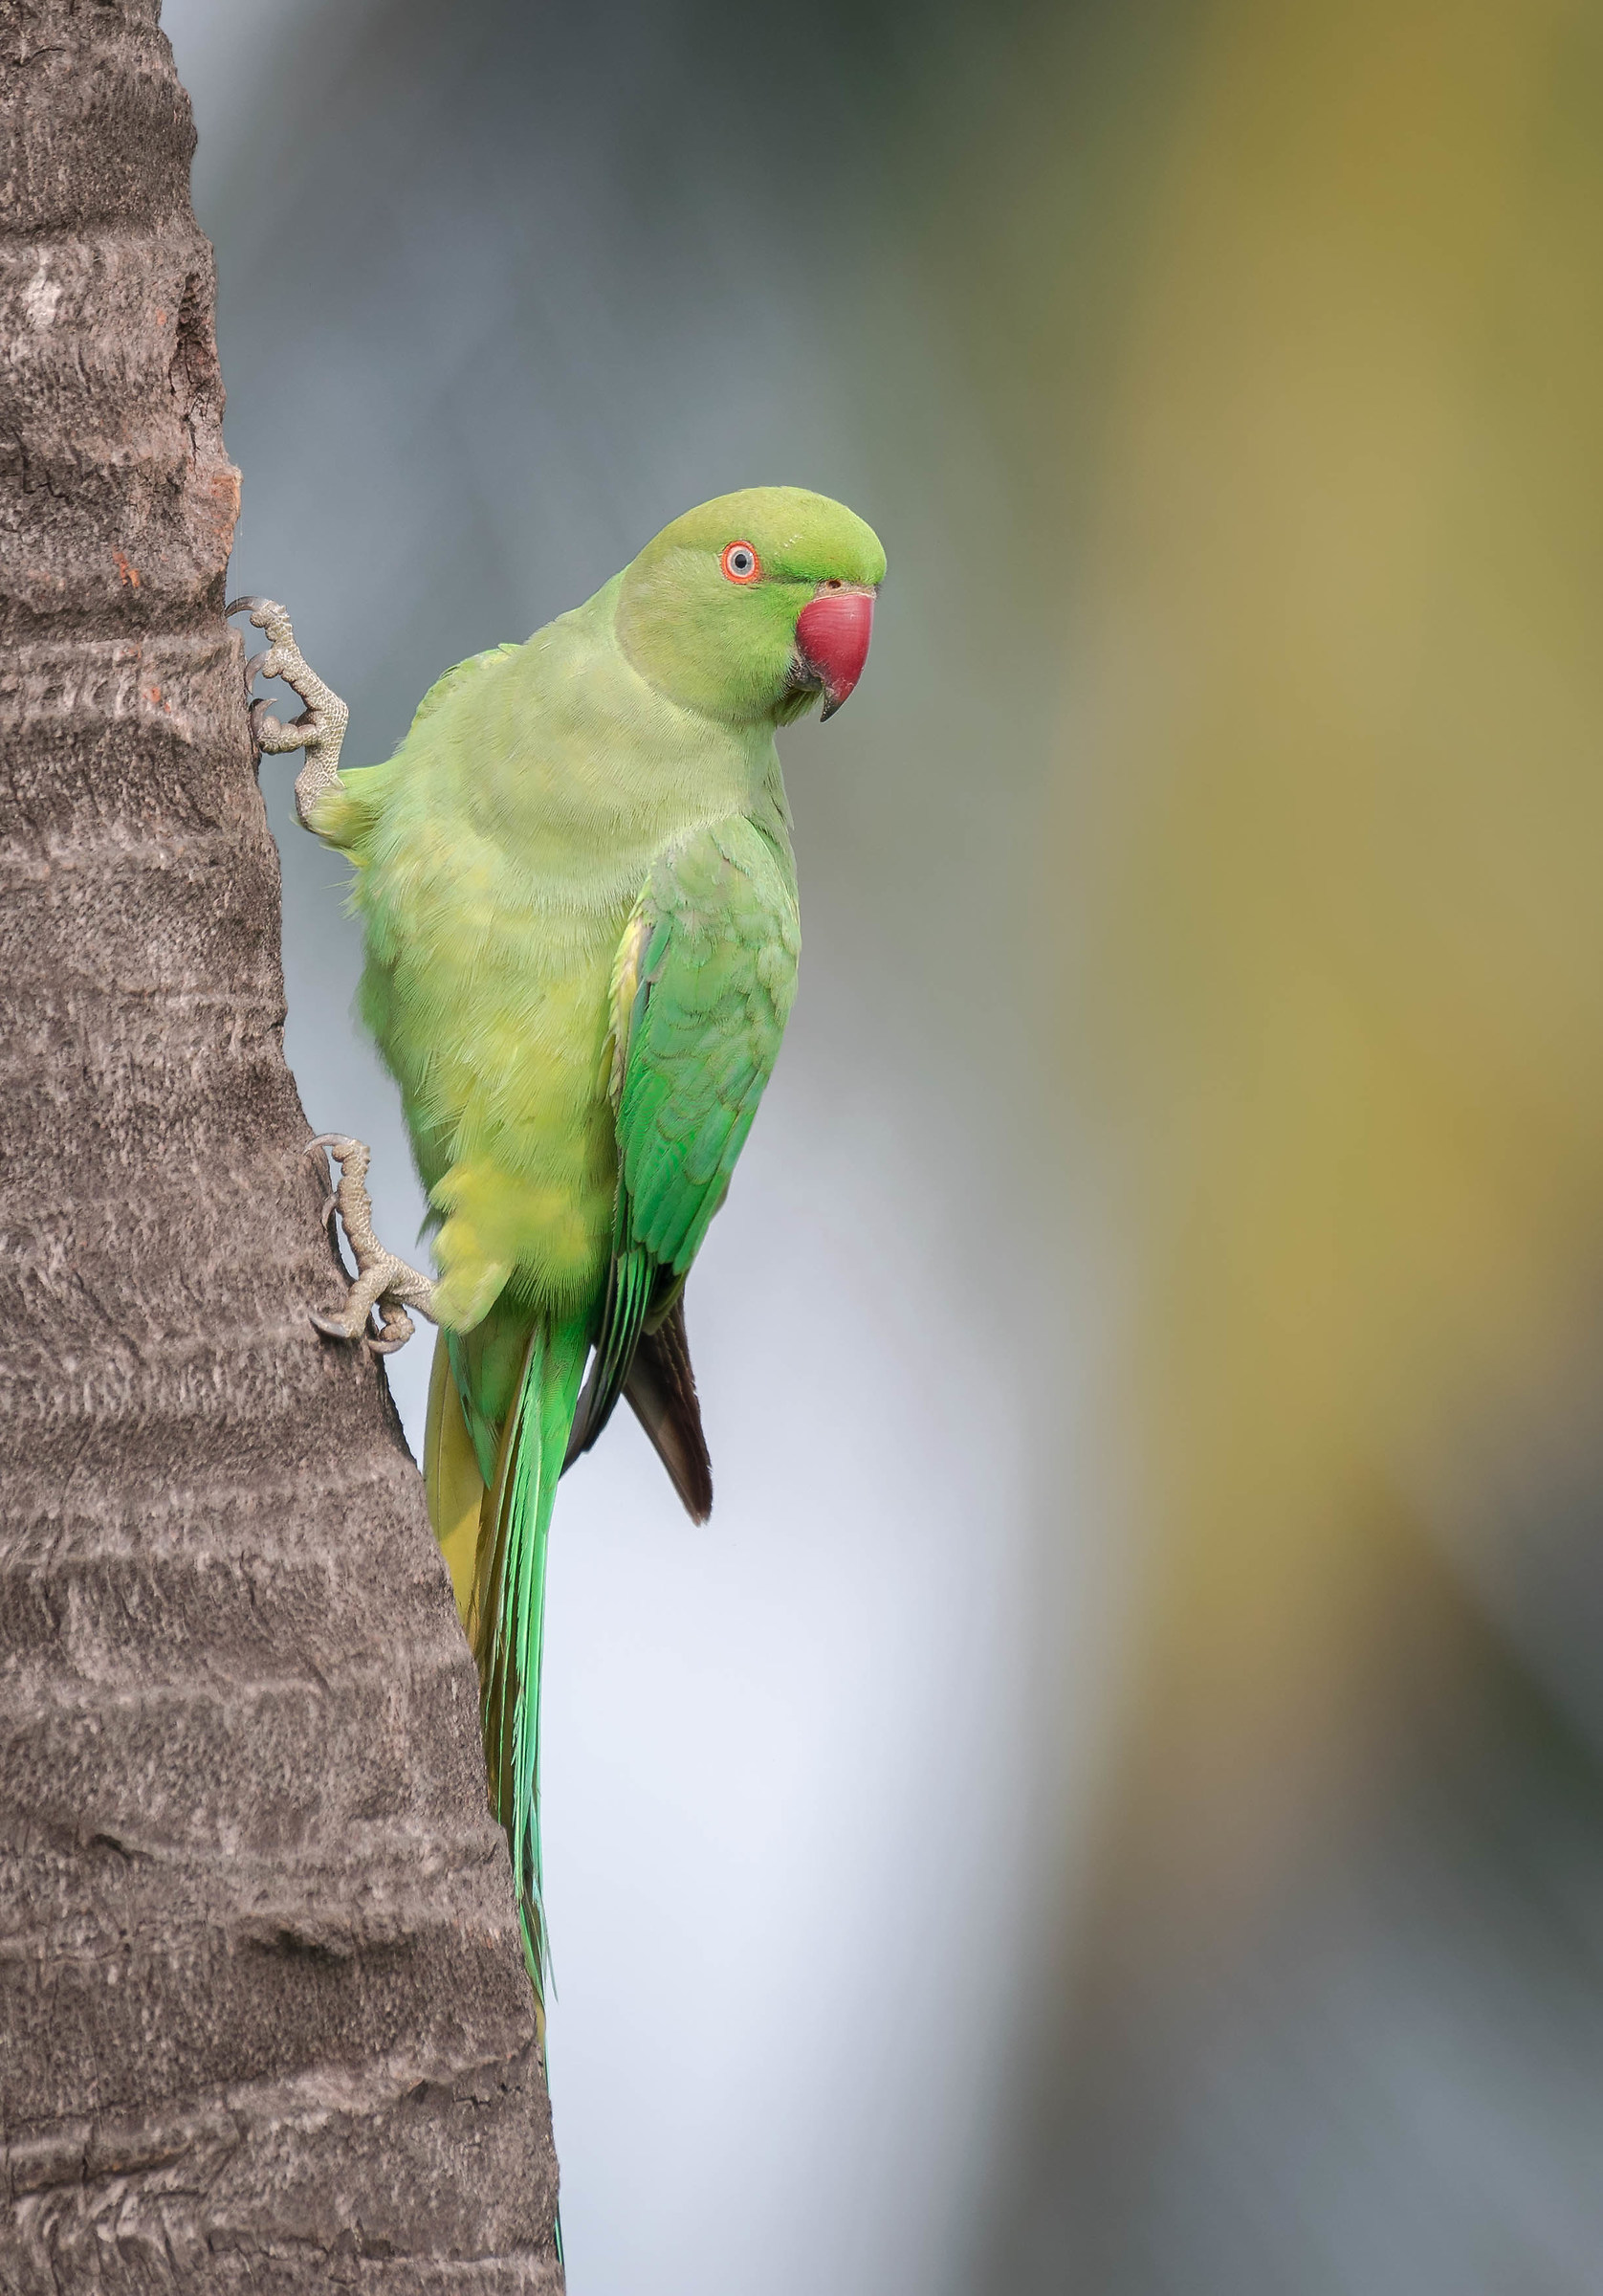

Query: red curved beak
[794,585,876,719]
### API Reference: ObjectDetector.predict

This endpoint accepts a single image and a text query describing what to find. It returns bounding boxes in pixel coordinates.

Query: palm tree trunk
[0,4,560,2285]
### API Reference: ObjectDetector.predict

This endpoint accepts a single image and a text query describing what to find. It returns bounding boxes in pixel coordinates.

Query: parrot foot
[228,596,350,826]
[305,1134,437,1355]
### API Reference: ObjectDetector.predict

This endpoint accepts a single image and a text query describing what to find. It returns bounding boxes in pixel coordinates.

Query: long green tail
[464,1314,589,2007]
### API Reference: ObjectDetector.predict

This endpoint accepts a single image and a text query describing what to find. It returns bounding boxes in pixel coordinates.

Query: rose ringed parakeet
[231,487,886,2008]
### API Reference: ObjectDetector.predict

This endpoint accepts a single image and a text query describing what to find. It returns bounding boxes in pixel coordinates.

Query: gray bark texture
[0,4,560,2287]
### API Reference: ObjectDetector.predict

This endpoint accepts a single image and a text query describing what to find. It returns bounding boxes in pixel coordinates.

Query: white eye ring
[721,541,761,584]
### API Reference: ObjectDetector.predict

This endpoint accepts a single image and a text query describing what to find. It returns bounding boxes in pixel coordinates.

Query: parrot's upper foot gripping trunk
[228,596,349,825]
[307,1135,437,1354]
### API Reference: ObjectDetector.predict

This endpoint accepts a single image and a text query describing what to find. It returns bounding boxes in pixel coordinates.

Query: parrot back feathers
[408,641,523,730]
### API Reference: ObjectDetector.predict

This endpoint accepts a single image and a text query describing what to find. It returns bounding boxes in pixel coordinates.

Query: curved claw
[305,1134,361,1181]
[309,1139,348,1248]
[310,1308,363,1342]
[303,1138,337,1221]
[227,595,286,630]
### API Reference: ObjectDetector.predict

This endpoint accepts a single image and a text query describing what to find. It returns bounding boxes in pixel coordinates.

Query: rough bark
[0,5,560,2287]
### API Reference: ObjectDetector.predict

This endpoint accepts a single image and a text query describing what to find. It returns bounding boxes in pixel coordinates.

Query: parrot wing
[563,817,801,1513]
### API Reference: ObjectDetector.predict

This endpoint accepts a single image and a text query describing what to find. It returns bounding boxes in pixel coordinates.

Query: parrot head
[614,486,886,726]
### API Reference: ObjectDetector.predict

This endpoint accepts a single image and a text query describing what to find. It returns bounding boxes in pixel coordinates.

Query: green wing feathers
[622,822,800,1269]
[565,819,800,1478]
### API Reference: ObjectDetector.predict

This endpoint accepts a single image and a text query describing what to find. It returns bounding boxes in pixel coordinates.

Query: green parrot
[231,486,885,2008]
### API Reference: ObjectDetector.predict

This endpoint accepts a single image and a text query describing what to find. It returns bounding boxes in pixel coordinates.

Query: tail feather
[463,1315,588,2008]
[424,1333,485,1617]
[625,1300,713,1522]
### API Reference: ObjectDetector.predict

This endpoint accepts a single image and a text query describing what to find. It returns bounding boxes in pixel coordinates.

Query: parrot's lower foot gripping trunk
[305,1133,438,1353]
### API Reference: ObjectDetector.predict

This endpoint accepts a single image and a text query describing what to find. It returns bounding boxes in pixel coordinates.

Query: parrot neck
[749,754,794,866]
[611,560,800,726]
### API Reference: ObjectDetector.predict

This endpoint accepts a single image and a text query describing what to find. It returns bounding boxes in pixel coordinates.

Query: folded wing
[563,818,802,1517]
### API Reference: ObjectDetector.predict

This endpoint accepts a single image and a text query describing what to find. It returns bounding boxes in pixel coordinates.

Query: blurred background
[163,2,1603,2289]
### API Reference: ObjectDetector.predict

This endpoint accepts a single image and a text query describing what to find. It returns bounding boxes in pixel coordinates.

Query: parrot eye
[720,541,761,585]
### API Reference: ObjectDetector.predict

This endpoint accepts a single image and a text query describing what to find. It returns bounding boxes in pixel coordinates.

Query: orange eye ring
[720,540,761,585]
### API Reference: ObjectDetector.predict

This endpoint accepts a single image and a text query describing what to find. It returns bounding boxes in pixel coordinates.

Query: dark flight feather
[624,1300,714,1522]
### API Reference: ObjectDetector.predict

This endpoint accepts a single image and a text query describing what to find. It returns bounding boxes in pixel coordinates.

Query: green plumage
[306,488,885,2008]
